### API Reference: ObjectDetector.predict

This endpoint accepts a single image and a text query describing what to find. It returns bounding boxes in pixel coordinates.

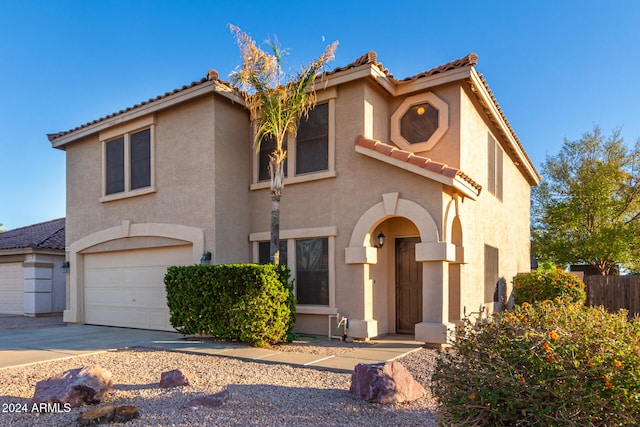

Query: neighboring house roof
[355,135,482,200]
[0,218,66,251]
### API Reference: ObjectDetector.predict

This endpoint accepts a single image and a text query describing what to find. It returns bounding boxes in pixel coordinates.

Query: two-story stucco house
[48,52,539,344]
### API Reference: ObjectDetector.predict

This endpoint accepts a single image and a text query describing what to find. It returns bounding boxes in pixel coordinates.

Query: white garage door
[0,262,24,314]
[84,245,193,331]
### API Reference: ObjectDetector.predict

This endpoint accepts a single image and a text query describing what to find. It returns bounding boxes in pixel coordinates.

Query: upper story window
[391,91,449,152]
[487,133,503,201]
[296,102,329,174]
[100,115,155,202]
[252,88,336,189]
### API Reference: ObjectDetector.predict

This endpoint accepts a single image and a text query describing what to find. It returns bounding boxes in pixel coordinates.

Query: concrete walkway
[0,325,423,372]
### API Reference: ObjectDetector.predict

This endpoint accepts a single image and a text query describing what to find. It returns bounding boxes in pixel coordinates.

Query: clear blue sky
[1,0,639,230]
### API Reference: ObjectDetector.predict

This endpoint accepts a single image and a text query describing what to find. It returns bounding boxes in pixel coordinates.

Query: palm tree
[230,25,337,264]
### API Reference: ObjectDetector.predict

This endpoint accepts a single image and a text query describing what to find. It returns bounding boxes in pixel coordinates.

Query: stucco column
[344,246,379,339]
[63,250,82,324]
[22,255,53,316]
[414,242,456,344]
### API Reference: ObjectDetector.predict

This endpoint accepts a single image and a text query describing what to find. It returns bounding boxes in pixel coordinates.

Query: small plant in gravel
[431,300,640,426]
[513,266,586,306]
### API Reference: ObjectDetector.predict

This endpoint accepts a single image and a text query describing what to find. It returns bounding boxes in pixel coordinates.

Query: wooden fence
[584,275,640,317]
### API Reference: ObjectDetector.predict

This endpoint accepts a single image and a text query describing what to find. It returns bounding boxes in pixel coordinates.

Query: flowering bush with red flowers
[514,268,586,305]
[431,300,640,426]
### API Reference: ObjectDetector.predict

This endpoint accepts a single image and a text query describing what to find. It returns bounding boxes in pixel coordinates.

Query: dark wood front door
[396,237,422,334]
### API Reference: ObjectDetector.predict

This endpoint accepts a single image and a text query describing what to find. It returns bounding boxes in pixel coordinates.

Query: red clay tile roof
[354,135,482,193]
[0,218,65,251]
[327,51,393,78]
[47,74,222,143]
[46,52,481,144]
[472,72,538,180]
[400,53,478,82]
[47,52,536,184]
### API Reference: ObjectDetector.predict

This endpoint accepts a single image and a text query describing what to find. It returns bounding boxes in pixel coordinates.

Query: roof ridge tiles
[401,53,478,82]
[326,51,393,78]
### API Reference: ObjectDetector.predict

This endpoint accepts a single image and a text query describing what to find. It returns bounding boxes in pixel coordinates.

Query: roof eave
[0,247,65,256]
[318,63,395,95]
[468,69,541,186]
[355,144,480,200]
[49,80,243,149]
[394,66,473,96]
[321,63,475,98]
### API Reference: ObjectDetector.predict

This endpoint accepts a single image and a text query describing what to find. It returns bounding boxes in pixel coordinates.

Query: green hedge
[514,269,587,306]
[164,264,296,347]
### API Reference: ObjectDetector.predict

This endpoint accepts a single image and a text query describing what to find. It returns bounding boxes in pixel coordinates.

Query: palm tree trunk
[270,195,280,264]
[270,157,285,264]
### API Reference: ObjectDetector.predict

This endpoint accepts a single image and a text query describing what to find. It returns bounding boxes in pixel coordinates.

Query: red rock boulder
[349,361,425,404]
[159,369,194,388]
[31,366,114,408]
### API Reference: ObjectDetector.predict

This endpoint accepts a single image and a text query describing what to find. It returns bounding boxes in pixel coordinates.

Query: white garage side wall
[64,221,204,325]
[23,253,66,316]
[0,262,24,314]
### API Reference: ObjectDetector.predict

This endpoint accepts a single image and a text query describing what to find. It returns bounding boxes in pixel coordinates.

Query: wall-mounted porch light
[374,232,386,249]
[200,251,212,265]
[61,261,70,273]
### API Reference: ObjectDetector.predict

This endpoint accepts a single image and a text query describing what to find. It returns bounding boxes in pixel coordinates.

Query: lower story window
[258,238,329,305]
[258,241,288,265]
[296,238,329,305]
[484,244,499,303]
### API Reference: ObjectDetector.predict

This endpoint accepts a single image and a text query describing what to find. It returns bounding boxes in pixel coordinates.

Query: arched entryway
[345,192,457,343]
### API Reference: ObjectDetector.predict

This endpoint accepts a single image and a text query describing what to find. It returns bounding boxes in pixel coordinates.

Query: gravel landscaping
[0,317,440,426]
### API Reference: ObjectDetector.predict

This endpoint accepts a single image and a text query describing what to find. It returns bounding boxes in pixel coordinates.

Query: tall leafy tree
[230,25,337,264]
[532,126,640,274]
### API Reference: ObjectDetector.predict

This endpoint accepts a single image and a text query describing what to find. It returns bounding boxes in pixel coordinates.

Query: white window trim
[99,115,156,203]
[250,87,337,190]
[250,226,337,314]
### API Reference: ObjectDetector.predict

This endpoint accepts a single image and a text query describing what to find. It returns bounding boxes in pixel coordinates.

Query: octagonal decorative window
[400,103,439,144]
[391,92,448,152]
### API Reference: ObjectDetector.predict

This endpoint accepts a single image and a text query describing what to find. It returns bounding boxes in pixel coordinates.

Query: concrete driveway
[0,324,184,369]
[0,316,424,372]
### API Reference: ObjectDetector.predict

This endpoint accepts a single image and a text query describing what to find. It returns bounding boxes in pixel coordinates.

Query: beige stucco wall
[212,96,252,263]
[388,82,462,168]
[457,86,533,317]
[249,80,452,336]
[61,69,534,341]
[65,93,251,263]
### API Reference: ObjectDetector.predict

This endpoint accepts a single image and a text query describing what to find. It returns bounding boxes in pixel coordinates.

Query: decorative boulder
[349,361,425,404]
[183,389,230,409]
[32,366,114,408]
[78,405,139,425]
[159,369,194,388]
